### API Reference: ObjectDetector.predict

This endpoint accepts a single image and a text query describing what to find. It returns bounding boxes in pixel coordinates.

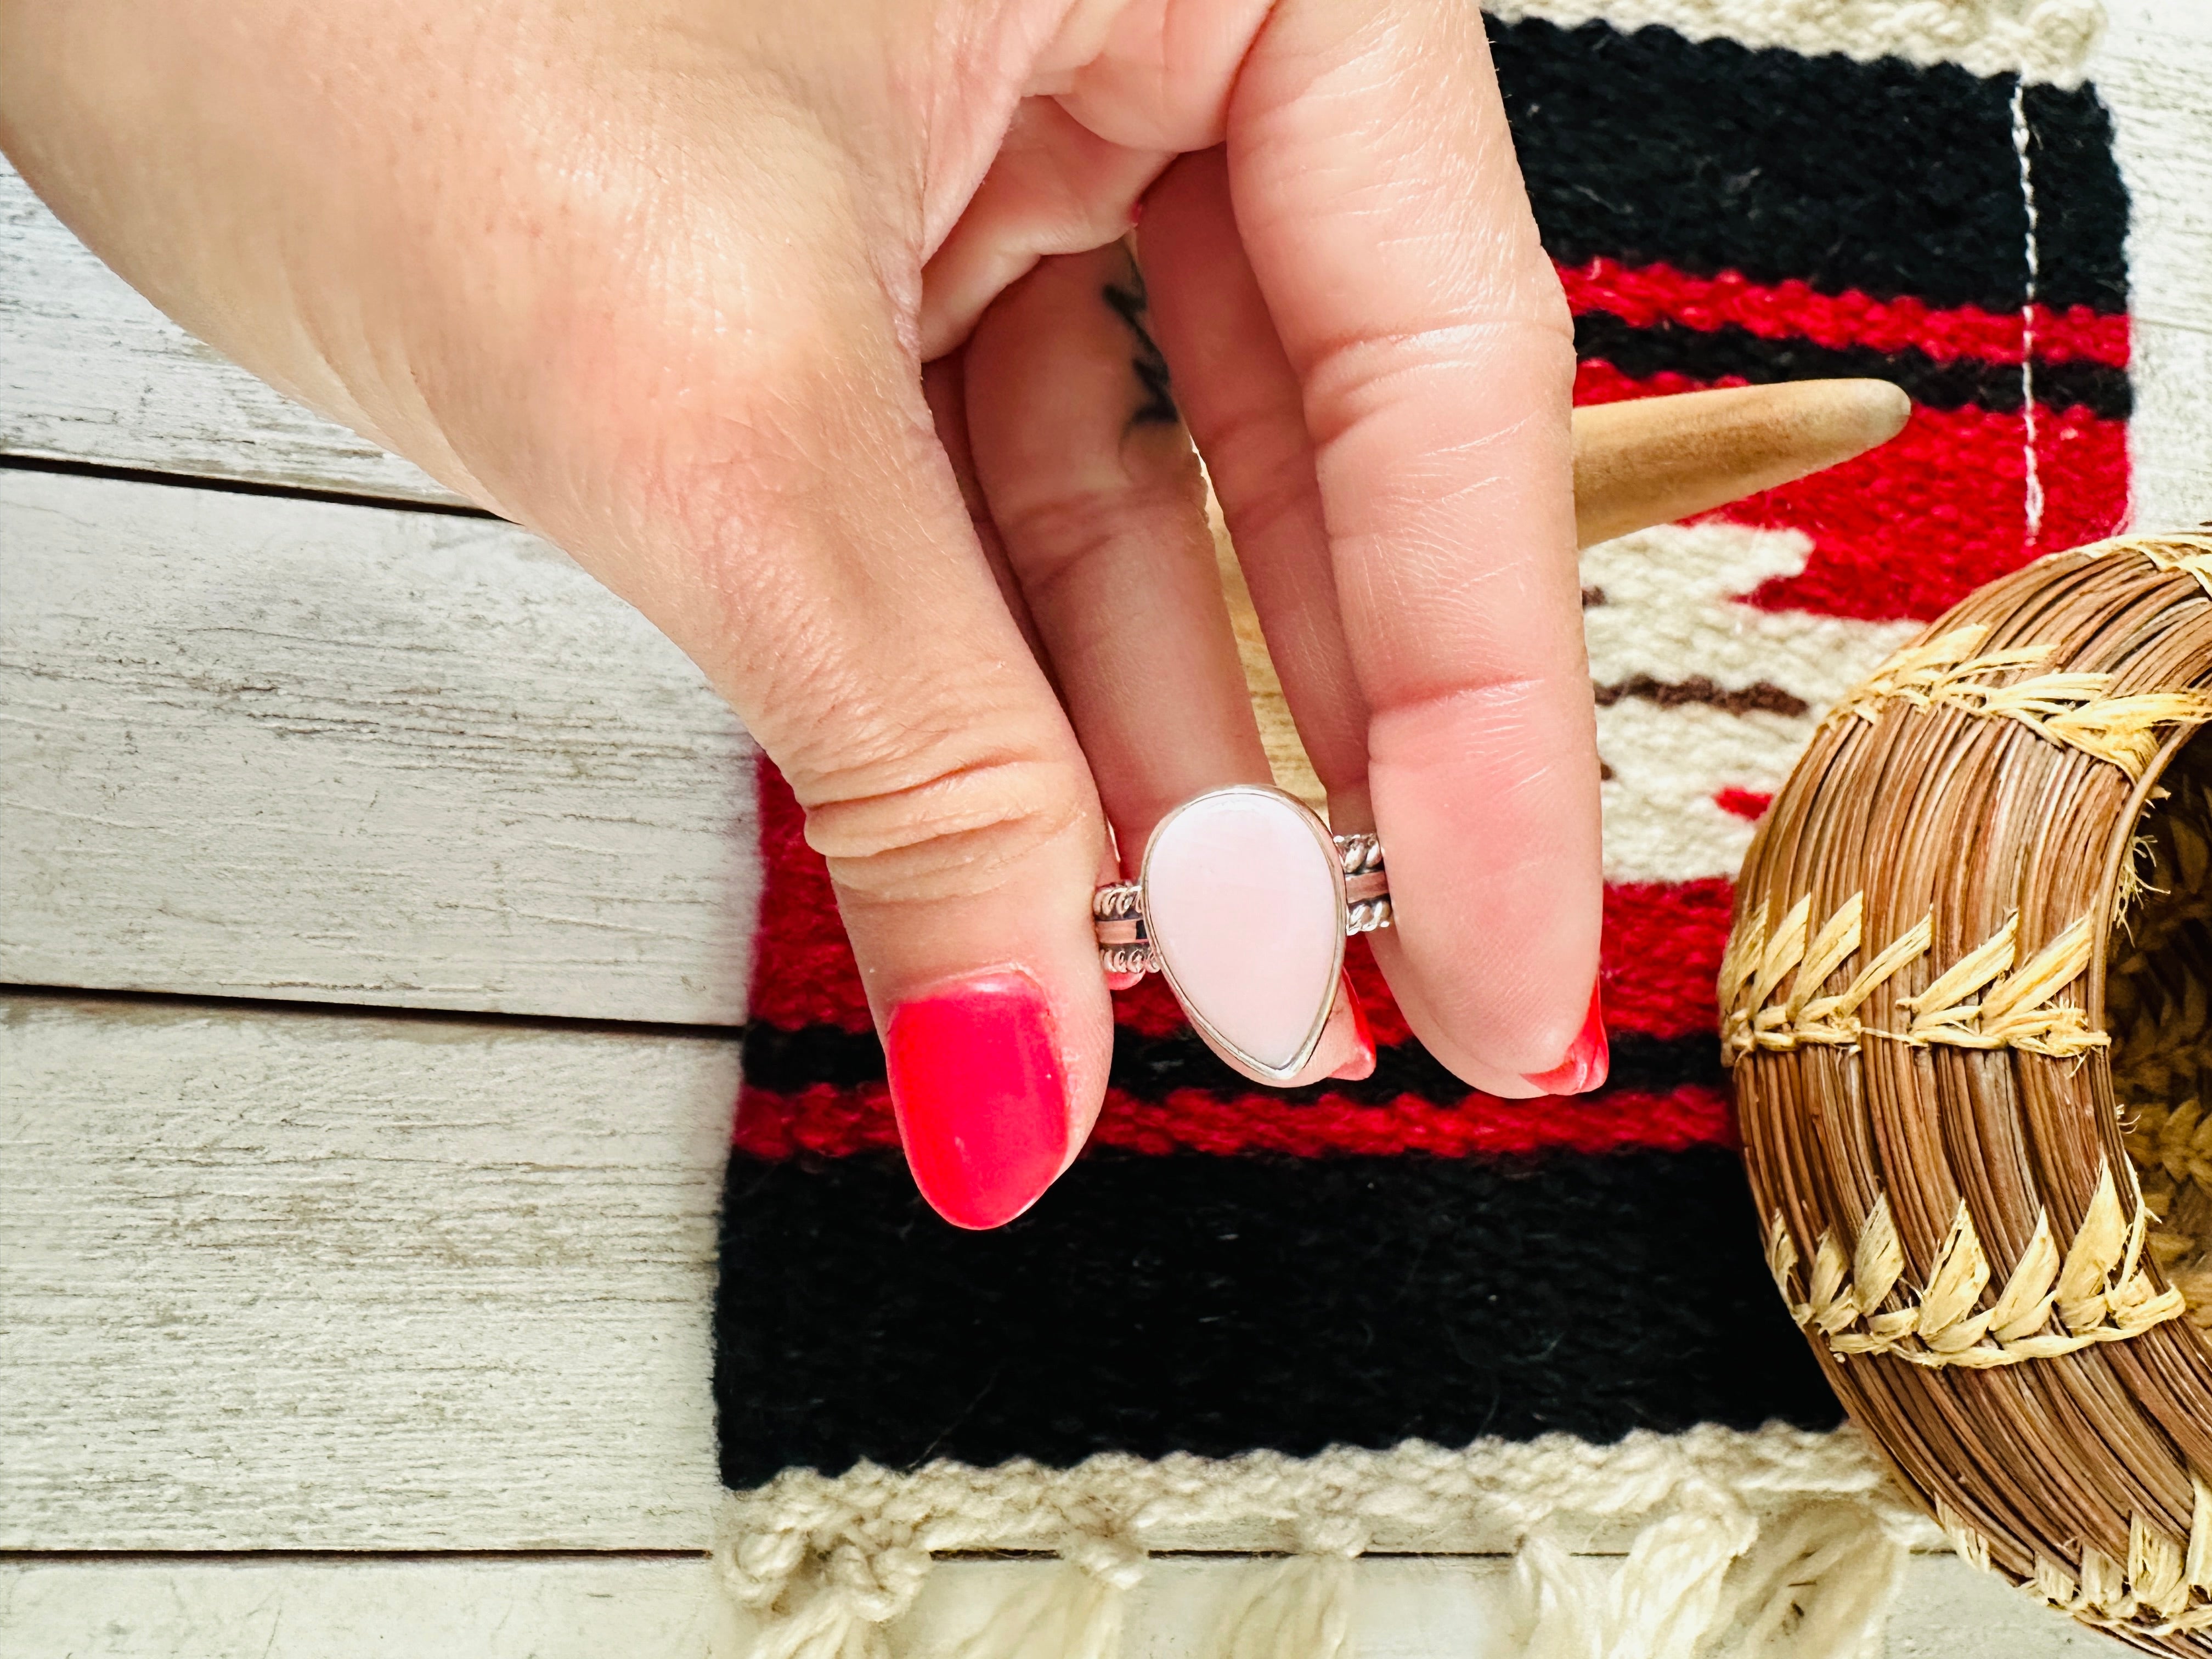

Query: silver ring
[1091,785,1390,1084]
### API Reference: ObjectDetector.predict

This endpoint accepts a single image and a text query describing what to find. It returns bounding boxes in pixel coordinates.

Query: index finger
[1226,0,1600,1084]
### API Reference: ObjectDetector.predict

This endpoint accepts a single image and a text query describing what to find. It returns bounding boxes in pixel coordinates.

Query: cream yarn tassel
[943,1556,1135,1659]
[1504,1485,1904,1658]
[1210,1532,1361,1659]
[938,1539,1141,1659]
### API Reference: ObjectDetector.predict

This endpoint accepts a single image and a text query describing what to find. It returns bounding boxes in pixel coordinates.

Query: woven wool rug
[713,1,2145,1651]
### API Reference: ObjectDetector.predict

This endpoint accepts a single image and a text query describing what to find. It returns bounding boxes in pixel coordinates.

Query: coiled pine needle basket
[1728,532,2212,1652]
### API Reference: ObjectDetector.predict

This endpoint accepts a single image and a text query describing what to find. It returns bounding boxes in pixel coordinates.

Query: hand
[2,0,1592,1227]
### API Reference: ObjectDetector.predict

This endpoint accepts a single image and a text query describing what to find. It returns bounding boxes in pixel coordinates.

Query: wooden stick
[1571,379,1909,549]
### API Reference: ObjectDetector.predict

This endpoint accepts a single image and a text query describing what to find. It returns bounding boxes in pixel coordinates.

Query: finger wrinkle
[757,637,1062,778]
[1341,561,1558,646]
[1368,673,1561,732]
[991,482,1209,606]
[1235,156,1534,264]
[805,753,1098,903]
[1296,315,1570,430]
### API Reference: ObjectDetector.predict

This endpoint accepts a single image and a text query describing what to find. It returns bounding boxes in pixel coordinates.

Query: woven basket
[1729,532,2212,1651]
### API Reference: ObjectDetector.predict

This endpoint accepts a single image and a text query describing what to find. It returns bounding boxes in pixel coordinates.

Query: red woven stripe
[1347,885,1734,1045]
[744,876,1737,1047]
[1103,1084,1733,1156]
[1604,879,1734,1039]
[748,757,871,1032]
[735,1080,1735,1159]
[1558,255,2129,367]
[1575,362,2128,620]
[731,873,1739,1160]
[1736,401,2128,620]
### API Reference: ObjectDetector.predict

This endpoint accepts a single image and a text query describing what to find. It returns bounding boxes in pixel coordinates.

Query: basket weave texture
[1729,533,2212,1651]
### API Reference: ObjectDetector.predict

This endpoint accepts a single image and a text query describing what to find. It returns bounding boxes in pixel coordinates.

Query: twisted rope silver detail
[1093,835,1389,972]
[1347,896,1394,935]
[1338,833,1384,876]
[1092,882,1143,921]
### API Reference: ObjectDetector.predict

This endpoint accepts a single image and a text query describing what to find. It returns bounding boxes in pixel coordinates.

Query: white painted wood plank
[0,467,760,1024]
[0,162,464,505]
[1886,1554,2113,1657]
[0,995,734,1549]
[0,1554,2101,1657]
[0,1559,751,1658]
[2098,0,2212,532]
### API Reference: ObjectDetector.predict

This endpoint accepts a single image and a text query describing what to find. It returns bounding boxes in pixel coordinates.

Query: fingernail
[1330,972,1376,1081]
[886,970,1069,1230]
[1520,984,1609,1096]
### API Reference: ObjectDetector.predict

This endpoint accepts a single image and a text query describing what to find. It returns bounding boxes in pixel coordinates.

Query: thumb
[762,356,1114,1232]
[533,255,1116,1232]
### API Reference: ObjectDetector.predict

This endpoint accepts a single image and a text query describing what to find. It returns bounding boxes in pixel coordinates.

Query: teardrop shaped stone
[1144,789,1342,1076]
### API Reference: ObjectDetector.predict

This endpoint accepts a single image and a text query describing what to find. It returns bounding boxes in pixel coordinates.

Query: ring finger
[961,240,1372,1086]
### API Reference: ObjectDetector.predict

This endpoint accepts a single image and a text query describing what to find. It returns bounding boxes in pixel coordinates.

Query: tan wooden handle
[1570,379,1908,549]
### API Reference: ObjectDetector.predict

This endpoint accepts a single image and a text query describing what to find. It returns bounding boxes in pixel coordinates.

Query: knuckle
[799,726,1096,905]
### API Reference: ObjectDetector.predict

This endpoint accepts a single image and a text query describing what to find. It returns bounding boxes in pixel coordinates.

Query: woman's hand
[1,0,1596,1227]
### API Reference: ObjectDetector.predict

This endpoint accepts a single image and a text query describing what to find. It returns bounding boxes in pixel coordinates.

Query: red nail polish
[1330,972,1376,1082]
[886,971,1069,1230]
[1520,984,1609,1096]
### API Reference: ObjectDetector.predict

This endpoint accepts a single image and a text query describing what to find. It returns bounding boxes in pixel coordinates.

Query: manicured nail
[885,970,1069,1230]
[1520,984,1609,1096]
[1330,972,1376,1081]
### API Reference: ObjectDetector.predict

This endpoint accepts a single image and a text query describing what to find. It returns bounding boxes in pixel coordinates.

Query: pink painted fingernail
[1330,972,1376,1081]
[885,971,1069,1230]
[1521,984,1609,1096]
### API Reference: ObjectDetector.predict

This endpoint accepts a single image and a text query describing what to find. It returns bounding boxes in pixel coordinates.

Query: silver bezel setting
[1136,783,1348,1086]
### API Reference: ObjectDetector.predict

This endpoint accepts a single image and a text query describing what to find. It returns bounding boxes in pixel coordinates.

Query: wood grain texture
[0,162,464,506]
[0,1560,750,1658]
[0,1554,2098,1657]
[0,994,735,1549]
[0,466,761,1024]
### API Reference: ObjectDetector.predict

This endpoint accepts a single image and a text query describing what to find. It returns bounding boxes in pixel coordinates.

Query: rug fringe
[1501,1493,1902,1658]
[1209,1552,1355,1659]
[944,1559,1127,1659]
[719,1424,1927,1657]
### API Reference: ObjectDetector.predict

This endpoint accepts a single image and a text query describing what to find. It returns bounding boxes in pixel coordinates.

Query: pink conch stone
[1145,791,1342,1074]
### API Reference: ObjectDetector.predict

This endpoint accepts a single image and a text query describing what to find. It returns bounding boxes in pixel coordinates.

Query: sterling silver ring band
[1092,828,1392,977]
[1092,785,1391,1084]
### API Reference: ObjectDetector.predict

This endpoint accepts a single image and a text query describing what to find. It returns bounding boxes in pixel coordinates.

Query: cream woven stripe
[1721,894,2106,1062]
[1765,1163,2188,1372]
[1825,622,2212,780]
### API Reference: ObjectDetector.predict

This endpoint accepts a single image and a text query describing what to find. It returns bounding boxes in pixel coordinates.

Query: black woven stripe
[1575,312,2131,419]
[2022,80,2131,319]
[740,1022,1723,1104]
[1489,16,2128,314]
[716,1147,1839,1484]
